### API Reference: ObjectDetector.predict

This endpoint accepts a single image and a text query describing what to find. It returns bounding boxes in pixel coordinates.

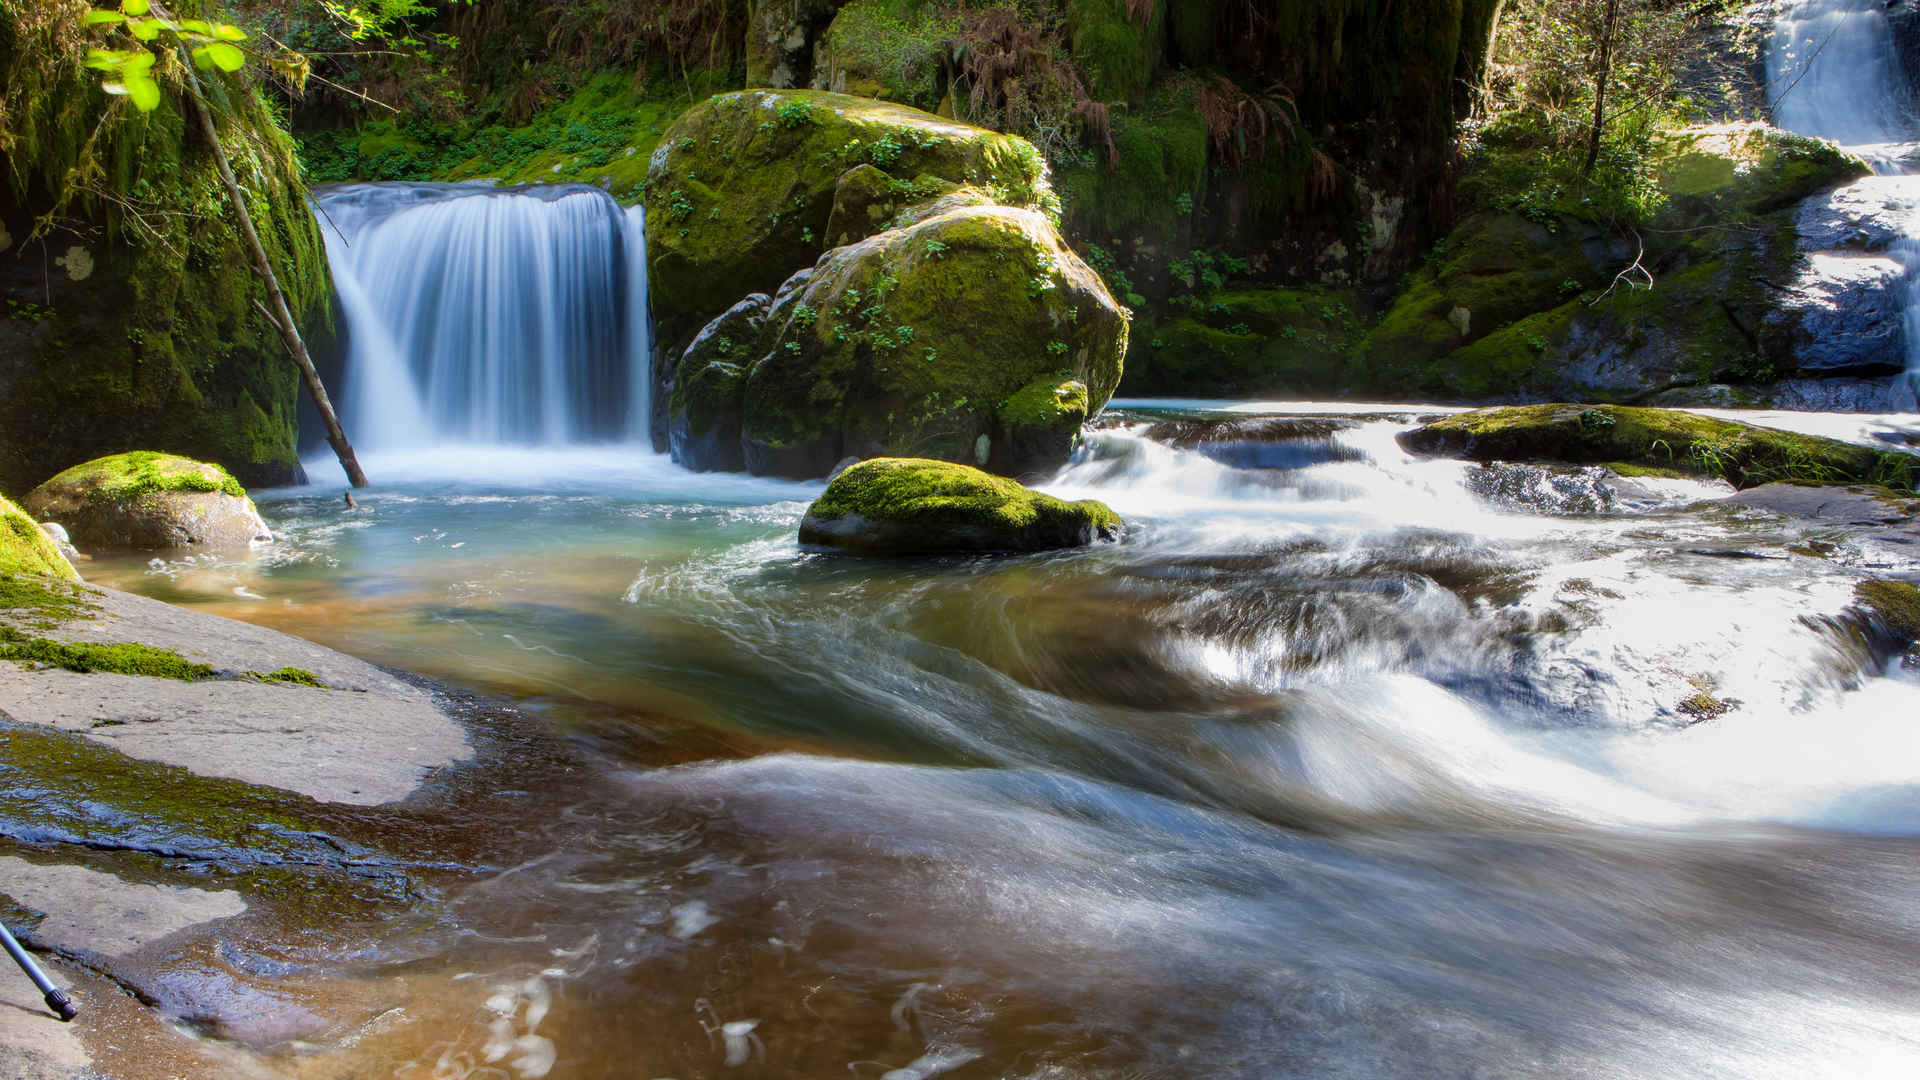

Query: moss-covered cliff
[0,1,331,493]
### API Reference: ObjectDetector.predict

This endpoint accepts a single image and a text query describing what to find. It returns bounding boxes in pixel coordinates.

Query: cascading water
[312,182,652,449]
[1770,0,1920,407]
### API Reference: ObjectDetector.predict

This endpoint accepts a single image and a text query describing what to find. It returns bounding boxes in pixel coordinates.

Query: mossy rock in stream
[670,204,1126,479]
[23,452,272,551]
[0,6,331,495]
[0,496,78,581]
[798,457,1121,555]
[643,89,1056,363]
[1398,405,1920,491]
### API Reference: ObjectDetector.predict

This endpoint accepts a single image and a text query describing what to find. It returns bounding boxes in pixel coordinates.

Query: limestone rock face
[642,90,1066,454]
[23,452,272,551]
[670,204,1125,479]
[798,457,1121,555]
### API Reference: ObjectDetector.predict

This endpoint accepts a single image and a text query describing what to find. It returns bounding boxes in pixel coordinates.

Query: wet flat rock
[0,584,470,806]
[1725,482,1920,550]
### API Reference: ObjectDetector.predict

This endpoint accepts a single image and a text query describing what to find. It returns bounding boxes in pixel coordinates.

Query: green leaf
[204,41,246,72]
[124,74,160,111]
[190,44,214,71]
[120,51,154,73]
[84,48,125,71]
[127,17,160,41]
[178,18,213,35]
[212,24,247,41]
[83,10,126,25]
[121,0,150,14]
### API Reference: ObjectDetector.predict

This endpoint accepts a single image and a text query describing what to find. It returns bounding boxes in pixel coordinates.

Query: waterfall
[1769,0,1920,409]
[313,182,652,449]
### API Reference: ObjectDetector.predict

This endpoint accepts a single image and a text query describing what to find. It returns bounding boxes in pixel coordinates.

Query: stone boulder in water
[798,457,1121,555]
[671,204,1125,478]
[647,89,1124,479]
[23,452,272,551]
[1398,405,1919,490]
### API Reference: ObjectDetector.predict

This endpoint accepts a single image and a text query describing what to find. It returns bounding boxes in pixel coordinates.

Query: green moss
[998,373,1089,430]
[1056,93,1207,240]
[1126,286,1363,395]
[1854,580,1920,643]
[0,498,77,581]
[251,665,325,688]
[800,457,1120,553]
[0,572,98,624]
[736,204,1126,473]
[1401,404,1920,490]
[34,451,245,503]
[1067,0,1163,105]
[0,626,213,680]
[814,0,960,110]
[0,7,326,492]
[644,89,1057,357]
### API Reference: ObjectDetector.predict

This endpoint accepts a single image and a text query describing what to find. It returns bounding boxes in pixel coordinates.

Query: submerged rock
[22,451,273,551]
[0,494,79,580]
[798,457,1120,555]
[1398,404,1919,490]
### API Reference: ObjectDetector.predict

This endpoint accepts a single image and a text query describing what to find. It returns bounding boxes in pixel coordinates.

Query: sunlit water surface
[86,403,1920,1079]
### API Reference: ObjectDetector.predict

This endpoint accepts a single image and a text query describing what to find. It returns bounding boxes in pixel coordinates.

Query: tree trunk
[1583,0,1622,175]
[180,69,368,488]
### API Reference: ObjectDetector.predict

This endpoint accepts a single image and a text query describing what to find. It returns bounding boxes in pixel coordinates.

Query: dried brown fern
[1196,75,1298,168]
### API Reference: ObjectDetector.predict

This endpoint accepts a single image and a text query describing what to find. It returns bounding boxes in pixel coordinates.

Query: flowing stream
[87,397,1920,1077]
[1769,0,1920,406]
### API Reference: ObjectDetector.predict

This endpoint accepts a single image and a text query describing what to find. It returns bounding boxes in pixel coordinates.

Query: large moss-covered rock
[798,457,1120,555]
[643,89,1056,379]
[0,5,332,494]
[1398,404,1919,491]
[23,452,272,551]
[0,495,79,580]
[1363,123,1870,403]
[670,204,1127,478]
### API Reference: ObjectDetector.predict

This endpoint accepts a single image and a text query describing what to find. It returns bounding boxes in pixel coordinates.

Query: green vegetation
[33,451,246,504]
[0,627,214,680]
[0,3,328,492]
[0,500,79,581]
[252,665,326,687]
[1853,580,1920,644]
[1401,405,1920,491]
[814,0,961,109]
[799,457,1119,554]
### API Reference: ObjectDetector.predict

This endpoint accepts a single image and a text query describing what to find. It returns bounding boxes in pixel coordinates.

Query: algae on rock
[671,204,1126,478]
[24,451,273,551]
[799,456,1121,554]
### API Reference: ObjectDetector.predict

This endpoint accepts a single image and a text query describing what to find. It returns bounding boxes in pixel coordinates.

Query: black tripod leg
[0,920,76,1022]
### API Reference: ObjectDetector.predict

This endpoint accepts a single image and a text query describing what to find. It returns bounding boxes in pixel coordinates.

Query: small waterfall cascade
[1769,0,1920,408]
[313,182,652,449]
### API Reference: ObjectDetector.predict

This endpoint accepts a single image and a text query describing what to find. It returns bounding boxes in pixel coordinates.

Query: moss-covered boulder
[643,89,1058,444]
[1397,405,1919,491]
[0,495,79,580]
[798,457,1120,554]
[22,452,272,551]
[670,204,1127,478]
[0,7,332,494]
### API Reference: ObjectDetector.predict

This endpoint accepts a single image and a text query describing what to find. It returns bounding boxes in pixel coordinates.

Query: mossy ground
[1402,404,1920,491]
[0,572,97,626]
[252,665,325,688]
[0,627,214,680]
[0,497,77,581]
